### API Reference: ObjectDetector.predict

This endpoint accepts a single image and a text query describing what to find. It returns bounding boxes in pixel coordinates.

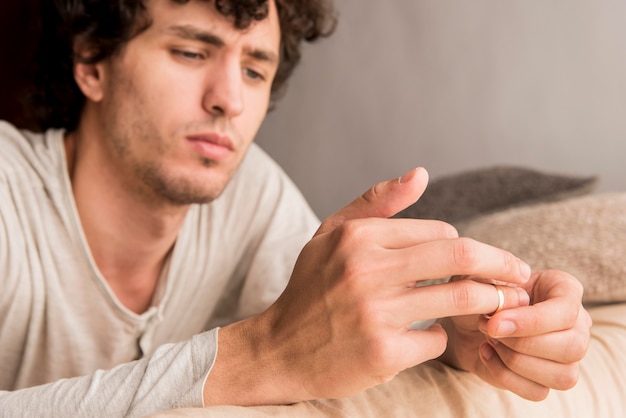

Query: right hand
[206,168,531,406]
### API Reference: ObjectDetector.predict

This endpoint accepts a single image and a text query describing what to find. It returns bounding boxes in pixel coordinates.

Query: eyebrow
[165,24,278,65]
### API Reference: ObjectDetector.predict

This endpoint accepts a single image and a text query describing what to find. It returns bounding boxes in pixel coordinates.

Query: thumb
[316,167,429,235]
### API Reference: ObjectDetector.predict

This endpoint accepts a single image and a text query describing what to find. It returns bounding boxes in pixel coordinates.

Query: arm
[0,331,217,418]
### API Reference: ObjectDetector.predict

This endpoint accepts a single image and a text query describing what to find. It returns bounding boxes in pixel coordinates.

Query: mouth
[186,133,235,161]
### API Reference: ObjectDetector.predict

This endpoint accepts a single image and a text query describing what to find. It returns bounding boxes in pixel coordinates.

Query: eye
[244,68,265,81]
[172,49,205,61]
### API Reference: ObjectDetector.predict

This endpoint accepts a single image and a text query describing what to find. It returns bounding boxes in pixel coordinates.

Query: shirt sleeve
[0,329,218,418]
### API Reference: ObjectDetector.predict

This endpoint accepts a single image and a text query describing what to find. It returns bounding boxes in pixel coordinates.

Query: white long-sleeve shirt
[0,122,320,417]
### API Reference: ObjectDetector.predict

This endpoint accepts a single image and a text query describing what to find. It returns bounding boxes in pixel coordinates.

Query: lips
[186,133,234,161]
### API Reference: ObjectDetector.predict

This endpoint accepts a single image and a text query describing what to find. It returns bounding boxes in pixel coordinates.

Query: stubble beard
[138,156,225,207]
[107,119,229,208]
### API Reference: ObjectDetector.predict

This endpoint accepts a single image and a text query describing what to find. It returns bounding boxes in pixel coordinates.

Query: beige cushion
[460,192,626,304]
[148,303,626,418]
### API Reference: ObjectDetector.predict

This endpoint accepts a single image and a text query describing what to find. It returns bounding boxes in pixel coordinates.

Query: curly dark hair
[30,0,336,131]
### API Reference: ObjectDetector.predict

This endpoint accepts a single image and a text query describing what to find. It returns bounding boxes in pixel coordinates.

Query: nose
[202,56,244,118]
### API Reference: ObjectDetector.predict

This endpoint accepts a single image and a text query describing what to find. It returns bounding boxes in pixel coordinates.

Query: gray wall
[256,0,626,219]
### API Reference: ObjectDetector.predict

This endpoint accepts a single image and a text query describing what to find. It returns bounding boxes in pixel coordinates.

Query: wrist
[202,312,298,406]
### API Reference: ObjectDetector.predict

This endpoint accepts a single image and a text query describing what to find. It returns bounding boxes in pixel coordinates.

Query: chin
[148,175,227,206]
[141,158,235,205]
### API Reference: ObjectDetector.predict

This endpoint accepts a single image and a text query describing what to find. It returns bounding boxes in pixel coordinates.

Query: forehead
[141,0,280,53]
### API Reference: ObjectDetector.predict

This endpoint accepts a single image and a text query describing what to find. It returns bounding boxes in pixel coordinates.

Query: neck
[65,125,189,314]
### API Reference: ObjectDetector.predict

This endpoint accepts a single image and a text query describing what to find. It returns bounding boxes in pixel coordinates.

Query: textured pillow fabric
[460,192,626,304]
[394,166,597,226]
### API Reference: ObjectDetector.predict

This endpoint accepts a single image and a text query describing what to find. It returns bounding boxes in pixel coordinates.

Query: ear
[73,61,106,102]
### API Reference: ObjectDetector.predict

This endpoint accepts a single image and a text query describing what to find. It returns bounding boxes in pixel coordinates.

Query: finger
[363,323,448,381]
[377,218,459,249]
[396,280,530,325]
[396,238,531,286]
[479,270,585,338]
[400,322,449,369]
[331,321,450,387]
[487,339,580,392]
[479,342,551,401]
[316,167,429,236]
[485,308,591,363]
[321,217,458,251]
[480,303,577,339]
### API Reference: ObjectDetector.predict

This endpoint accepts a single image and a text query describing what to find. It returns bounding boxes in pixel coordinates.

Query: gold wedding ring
[484,285,505,319]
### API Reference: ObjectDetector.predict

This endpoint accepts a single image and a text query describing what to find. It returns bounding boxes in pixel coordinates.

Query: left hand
[439,269,592,401]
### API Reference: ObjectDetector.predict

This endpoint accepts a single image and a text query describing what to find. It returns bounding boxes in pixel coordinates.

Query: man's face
[89,0,280,205]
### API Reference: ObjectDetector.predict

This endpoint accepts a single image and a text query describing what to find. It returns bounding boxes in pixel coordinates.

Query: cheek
[240,92,271,139]
[136,64,202,121]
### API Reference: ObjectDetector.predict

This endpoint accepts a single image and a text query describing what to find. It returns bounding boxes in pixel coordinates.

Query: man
[0,0,590,416]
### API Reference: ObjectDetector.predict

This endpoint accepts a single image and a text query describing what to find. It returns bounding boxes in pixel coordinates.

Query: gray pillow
[394,166,597,226]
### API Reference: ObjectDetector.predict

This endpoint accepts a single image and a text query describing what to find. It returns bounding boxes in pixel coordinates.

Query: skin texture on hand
[203,168,588,406]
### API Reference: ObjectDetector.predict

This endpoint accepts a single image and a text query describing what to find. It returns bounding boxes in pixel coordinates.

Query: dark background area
[0,0,42,130]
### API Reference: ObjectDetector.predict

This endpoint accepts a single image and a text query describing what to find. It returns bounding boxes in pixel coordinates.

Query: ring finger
[399,280,530,324]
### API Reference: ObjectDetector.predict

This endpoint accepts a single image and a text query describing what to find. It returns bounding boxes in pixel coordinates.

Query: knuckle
[435,221,458,239]
[361,183,384,205]
[527,387,550,402]
[364,336,396,372]
[335,220,370,247]
[432,332,449,357]
[572,276,585,297]
[563,331,589,363]
[340,256,368,287]
[564,304,582,328]
[450,281,480,310]
[331,261,370,299]
[452,237,480,270]
[354,300,379,326]
[501,250,518,275]
[331,222,367,258]
[554,364,579,390]
[559,269,584,292]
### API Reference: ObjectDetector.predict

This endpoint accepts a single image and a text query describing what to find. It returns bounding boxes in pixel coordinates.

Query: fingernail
[496,321,516,337]
[427,322,443,332]
[399,167,427,184]
[481,343,495,361]
[398,168,417,184]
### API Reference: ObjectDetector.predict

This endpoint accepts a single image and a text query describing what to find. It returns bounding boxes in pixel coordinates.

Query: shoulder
[0,121,66,181]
